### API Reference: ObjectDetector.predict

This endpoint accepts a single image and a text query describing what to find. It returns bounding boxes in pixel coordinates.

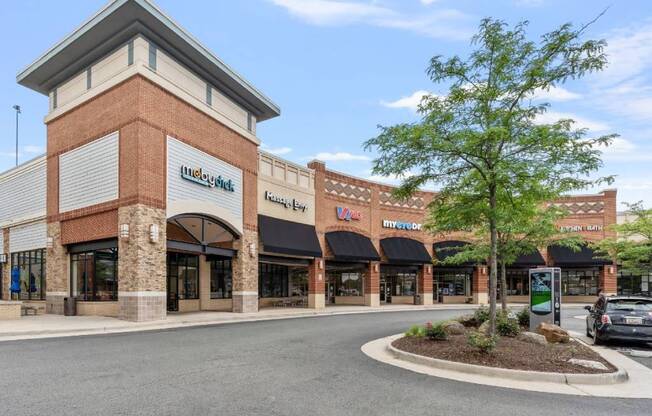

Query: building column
[600,264,617,296]
[472,265,488,304]
[2,228,10,300]
[199,254,210,310]
[232,228,259,313]
[308,258,325,309]
[418,263,433,305]
[365,261,380,307]
[45,222,68,314]
[117,204,167,322]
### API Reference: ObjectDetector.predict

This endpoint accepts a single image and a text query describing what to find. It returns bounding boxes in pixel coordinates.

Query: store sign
[336,206,361,221]
[382,219,422,231]
[180,165,235,192]
[559,224,603,233]
[264,190,307,212]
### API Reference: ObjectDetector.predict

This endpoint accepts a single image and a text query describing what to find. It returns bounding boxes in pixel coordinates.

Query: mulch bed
[392,330,617,374]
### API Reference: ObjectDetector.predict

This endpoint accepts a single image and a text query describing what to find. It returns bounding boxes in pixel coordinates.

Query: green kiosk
[529,267,561,329]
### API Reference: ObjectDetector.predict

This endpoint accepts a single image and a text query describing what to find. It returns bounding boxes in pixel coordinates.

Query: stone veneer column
[199,254,210,310]
[117,204,167,322]
[232,228,259,313]
[2,228,9,300]
[418,264,434,305]
[46,222,68,314]
[600,264,618,296]
[365,261,380,307]
[472,265,488,304]
[308,258,325,309]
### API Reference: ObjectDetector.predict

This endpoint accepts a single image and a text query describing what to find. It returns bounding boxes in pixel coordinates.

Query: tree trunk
[488,184,498,336]
[500,260,507,311]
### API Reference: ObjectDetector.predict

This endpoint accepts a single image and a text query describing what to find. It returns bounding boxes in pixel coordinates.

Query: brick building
[0,0,620,321]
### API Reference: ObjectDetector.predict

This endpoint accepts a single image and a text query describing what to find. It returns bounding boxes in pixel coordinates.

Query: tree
[365,17,614,335]
[593,202,652,276]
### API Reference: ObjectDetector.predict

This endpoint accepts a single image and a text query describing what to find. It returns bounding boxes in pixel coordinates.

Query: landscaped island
[392,308,616,374]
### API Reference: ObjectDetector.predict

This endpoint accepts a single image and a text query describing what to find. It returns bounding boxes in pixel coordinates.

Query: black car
[585,295,652,345]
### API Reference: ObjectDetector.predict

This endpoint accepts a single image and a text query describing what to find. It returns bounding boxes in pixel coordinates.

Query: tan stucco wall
[334,296,364,305]
[389,296,414,305]
[258,158,315,225]
[178,299,200,313]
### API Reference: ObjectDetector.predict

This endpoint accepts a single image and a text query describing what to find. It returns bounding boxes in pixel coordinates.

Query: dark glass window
[167,253,199,299]
[11,249,46,300]
[561,268,599,296]
[259,263,289,298]
[210,259,232,299]
[618,270,651,296]
[381,266,417,296]
[326,262,366,297]
[506,269,530,296]
[434,268,472,296]
[289,267,308,297]
[71,248,118,301]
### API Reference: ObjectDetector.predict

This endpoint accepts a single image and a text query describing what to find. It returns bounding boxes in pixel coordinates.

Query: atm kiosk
[529,267,561,329]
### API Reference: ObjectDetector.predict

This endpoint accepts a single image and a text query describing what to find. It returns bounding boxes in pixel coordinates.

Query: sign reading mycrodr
[382,219,422,231]
[336,206,361,221]
[265,190,307,212]
[180,165,235,192]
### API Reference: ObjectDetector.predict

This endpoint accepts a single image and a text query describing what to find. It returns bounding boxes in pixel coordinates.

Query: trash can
[64,297,76,316]
[414,294,421,305]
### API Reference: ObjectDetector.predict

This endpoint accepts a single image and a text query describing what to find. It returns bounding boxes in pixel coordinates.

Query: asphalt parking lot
[562,306,652,369]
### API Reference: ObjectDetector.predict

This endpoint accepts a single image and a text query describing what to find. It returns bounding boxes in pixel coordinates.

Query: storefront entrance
[380,280,391,304]
[380,265,418,305]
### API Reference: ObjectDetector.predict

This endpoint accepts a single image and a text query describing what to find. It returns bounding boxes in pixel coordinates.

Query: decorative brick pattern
[551,201,604,214]
[379,191,425,210]
[325,178,371,203]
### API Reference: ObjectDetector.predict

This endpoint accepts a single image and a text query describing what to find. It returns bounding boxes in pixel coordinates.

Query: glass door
[325,281,335,304]
[380,280,386,303]
[166,254,179,312]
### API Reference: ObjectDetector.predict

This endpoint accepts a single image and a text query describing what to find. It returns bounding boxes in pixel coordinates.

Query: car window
[607,299,652,312]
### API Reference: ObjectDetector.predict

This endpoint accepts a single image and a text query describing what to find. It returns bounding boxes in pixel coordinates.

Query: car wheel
[593,325,604,346]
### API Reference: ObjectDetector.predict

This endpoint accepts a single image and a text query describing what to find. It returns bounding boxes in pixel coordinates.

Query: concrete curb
[386,334,628,385]
[0,305,477,341]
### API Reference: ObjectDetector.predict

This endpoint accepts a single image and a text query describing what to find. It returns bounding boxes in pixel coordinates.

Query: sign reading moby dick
[382,219,422,231]
[180,165,235,192]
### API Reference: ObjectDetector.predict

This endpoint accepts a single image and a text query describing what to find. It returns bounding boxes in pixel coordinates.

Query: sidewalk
[0,303,484,342]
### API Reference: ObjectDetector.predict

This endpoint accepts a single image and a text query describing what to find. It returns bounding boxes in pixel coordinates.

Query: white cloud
[269,0,473,40]
[261,144,292,155]
[381,90,431,111]
[529,86,582,102]
[308,151,370,161]
[420,0,439,5]
[535,110,610,132]
[597,21,652,88]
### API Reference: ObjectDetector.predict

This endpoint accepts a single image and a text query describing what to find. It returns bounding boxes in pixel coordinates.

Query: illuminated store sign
[181,165,235,192]
[559,225,603,232]
[336,206,361,221]
[382,220,422,231]
[265,191,307,212]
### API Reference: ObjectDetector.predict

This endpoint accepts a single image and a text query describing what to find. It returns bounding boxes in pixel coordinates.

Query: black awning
[325,231,380,262]
[512,250,546,267]
[548,244,612,267]
[258,215,322,258]
[380,237,432,264]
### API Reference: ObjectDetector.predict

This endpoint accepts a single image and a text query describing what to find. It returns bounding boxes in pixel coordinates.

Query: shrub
[496,315,520,337]
[425,321,448,341]
[516,308,530,327]
[405,325,426,338]
[473,305,490,324]
[467,331,497,353]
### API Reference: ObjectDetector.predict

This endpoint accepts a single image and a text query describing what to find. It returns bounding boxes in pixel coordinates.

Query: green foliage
[496,314,520,337]
[467,331,498,353]
[473,306,490,324]
[364,16,615,337]
[516,308,530,327]
[425,321,448,341]
[405,325,426,338]
[592,201,652,275]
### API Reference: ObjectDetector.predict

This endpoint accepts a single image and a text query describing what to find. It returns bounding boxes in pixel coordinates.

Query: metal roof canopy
[16,0,280,121]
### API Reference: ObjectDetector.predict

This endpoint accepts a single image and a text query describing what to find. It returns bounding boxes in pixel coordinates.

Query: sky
[1,0,652,209]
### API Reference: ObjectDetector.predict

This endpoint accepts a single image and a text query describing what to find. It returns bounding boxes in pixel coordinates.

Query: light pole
[12,105,21,166]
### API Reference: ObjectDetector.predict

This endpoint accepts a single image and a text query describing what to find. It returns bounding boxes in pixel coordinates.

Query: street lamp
[12,105,21,166]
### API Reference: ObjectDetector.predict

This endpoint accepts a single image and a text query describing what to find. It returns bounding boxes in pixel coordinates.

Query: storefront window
[381,266,417,296]
[506,269,529,296]
[289,268,308,297]
[618,270,651,296]
[167,253,199,299]
[259,263,289,298]
[434,268,471,297]
[11,250,46,300]
[561,268,599,296]
[326,262,366,297]
[210,259,232,299]
[71,248,118,301]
